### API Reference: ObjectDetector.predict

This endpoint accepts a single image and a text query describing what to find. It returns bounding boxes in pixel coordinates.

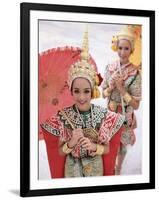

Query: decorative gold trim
[62,143,73,154]
[95,144,105,155]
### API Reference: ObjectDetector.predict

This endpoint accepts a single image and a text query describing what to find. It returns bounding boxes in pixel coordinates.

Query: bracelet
[95,144,105,155]
[62,143,74,154]
[123,92,132,104]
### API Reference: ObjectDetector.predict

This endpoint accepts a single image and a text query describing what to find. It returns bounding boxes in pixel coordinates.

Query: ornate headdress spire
[81,26,89,61]
[67,26,101,98]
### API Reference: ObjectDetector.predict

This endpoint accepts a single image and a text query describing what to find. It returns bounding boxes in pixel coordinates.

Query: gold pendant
[83,128,98,142]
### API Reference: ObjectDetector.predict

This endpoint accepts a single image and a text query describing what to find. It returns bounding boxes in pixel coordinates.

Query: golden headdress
[67,27,101,98]
[111,25,135,51]
[111,25,142,66]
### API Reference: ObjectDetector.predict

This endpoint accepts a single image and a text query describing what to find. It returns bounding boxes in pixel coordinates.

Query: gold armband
[95,144,105,155]
[62,143,73,154]
[123,92,132,104]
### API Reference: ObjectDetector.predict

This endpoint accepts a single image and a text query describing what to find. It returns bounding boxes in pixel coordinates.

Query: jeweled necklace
[75,104,94,128]
[75,104,98,142]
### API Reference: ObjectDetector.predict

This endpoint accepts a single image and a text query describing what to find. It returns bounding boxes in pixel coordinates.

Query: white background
[0,0,158,199]
[37,14,145,181]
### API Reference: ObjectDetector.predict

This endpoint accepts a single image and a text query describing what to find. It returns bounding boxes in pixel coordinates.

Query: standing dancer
[102,25,142,174]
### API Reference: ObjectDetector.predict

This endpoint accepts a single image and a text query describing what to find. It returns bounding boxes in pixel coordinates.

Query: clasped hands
[108,71,125,94]
[67,128,97,152]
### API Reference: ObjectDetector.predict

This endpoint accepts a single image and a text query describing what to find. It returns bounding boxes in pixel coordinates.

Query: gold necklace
[75,104,93,128]
[75,105,98,142]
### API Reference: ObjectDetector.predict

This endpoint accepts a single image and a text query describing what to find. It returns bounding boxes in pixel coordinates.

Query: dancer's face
[117,39,132,64]
[72,78,92,111]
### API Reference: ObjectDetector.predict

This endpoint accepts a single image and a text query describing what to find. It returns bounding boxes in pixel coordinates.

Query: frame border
[20,2,155,197]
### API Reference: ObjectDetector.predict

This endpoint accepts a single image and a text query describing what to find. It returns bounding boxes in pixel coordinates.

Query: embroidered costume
[102,25,142,175]
[41,104,125,177]
[102,60,141,145]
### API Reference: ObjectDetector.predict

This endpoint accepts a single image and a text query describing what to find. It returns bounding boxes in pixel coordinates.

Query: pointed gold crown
[67,27,100,98]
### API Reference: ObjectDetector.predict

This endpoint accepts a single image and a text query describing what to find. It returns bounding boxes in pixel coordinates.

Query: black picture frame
[20,2,155,197]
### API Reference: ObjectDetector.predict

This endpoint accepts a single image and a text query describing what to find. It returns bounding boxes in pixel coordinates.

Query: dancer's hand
[112,72,126,95]
[109,71,120,90]
[78,137,96,152]
[68,128,83,148]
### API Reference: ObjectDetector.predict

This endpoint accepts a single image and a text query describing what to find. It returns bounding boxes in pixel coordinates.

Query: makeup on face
[71,78,92,111]
[117,39,132,64]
